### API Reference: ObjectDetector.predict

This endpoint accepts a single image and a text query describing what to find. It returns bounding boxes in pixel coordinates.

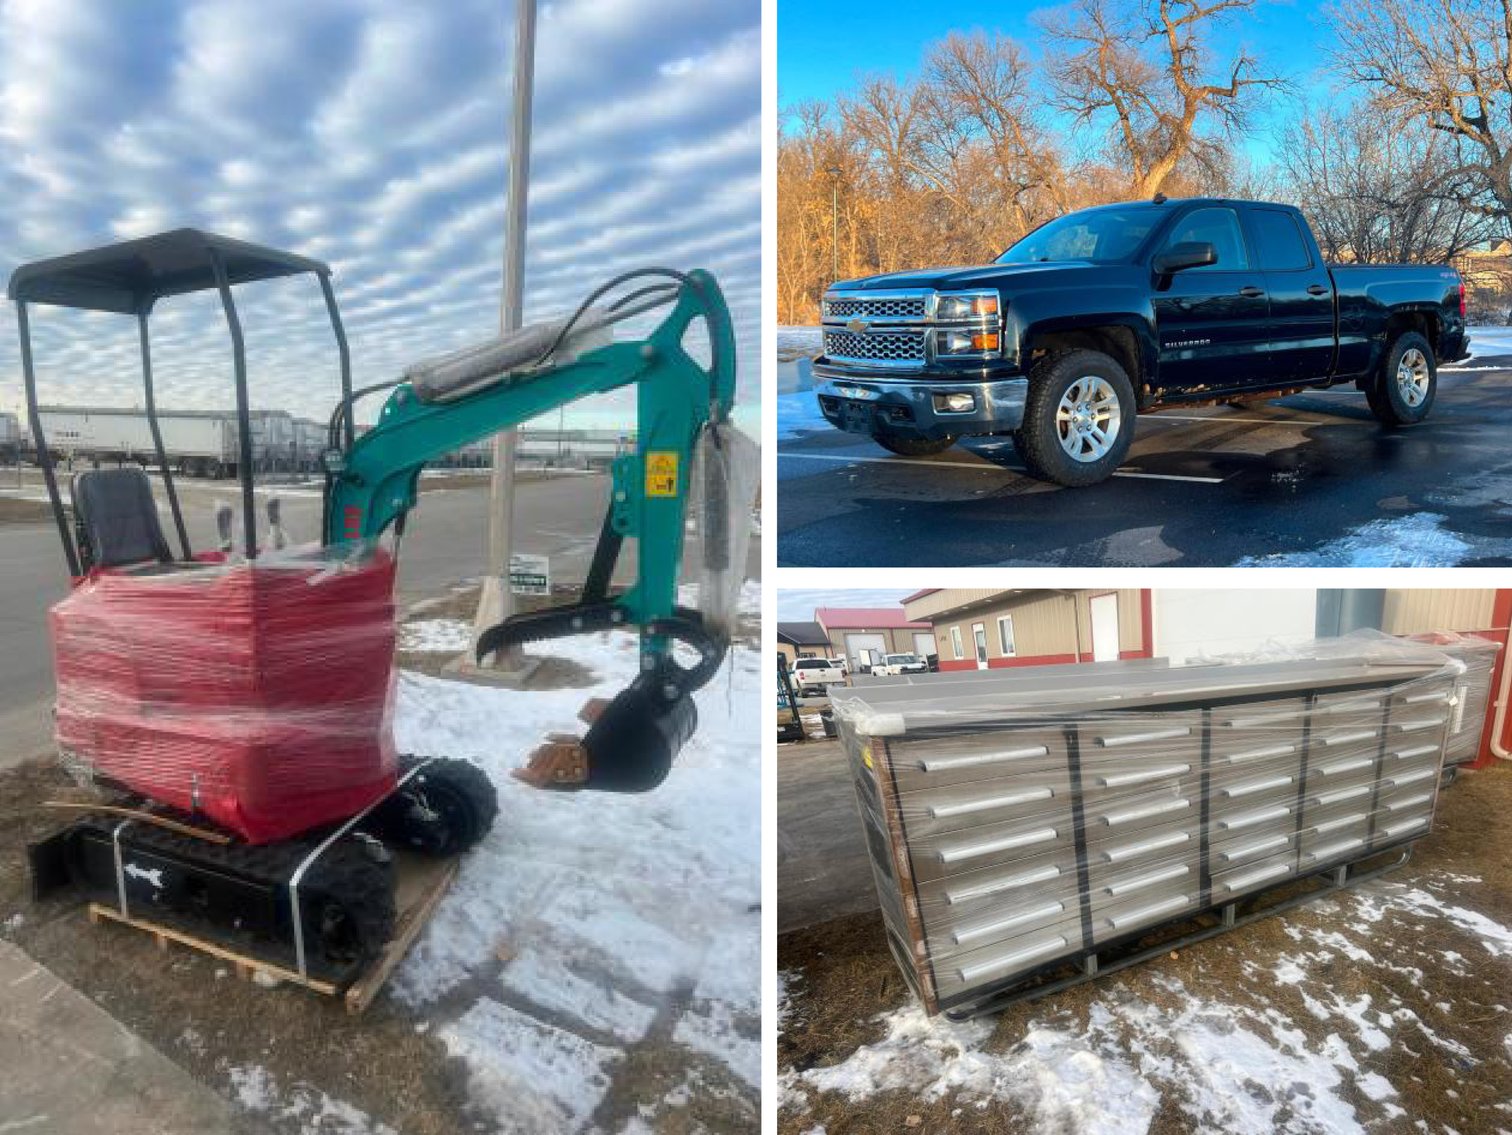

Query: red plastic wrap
[49,546,400,844]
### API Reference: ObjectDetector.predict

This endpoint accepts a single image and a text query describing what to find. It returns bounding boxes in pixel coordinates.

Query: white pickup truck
[873,652,929,677]
[791,657,845,694]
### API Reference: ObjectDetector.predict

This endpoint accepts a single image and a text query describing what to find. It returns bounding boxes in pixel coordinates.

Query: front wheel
[1369,331,1436,426]
[1016,349,1137,487]
[873,432,957,457]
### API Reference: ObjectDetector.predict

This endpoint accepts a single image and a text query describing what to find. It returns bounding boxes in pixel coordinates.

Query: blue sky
[0,0,759,429]
[778,0,1333,165]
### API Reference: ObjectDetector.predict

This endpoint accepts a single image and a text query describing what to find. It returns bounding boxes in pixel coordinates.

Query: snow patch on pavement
[1233,512,1479,568]
[229,1065,397,1135]
[397,618,472,653]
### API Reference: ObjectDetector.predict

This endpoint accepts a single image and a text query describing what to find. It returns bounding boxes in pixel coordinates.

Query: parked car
[829,656,849,675]
[791,657,845,694]
[812,196,1469,486]
[874,652,929,677]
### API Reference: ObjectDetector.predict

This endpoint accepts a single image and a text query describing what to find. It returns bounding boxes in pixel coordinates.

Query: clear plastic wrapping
[689,421,759,642]
[831,636,1466,1014]
[50,544,399,844]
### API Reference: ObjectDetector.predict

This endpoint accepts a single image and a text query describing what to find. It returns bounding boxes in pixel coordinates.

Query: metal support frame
[208,248,258,561]
[15,302,79,576]
[138,313,192,559]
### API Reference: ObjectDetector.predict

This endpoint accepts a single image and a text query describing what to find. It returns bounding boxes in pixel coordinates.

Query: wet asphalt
[776,356,1512,567]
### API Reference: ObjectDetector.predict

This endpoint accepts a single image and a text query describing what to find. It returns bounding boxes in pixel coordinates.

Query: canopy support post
[138,313,191,559]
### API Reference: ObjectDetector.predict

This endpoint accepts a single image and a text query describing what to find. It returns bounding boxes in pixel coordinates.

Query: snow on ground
[1462,324,1512,360]
[228,1065,396,1135]
[778,326,822,361]
[382,595,760,1131]
[777,387,832,443]
[783,871,1512,1134]
[396,618,473,653]
[1233,511,1512,568]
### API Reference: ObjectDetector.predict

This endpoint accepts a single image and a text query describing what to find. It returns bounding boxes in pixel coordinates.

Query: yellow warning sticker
[645,451,679,497]
[861,744,874,770]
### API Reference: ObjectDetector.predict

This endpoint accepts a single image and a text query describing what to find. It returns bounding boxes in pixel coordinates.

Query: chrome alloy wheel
[1396,347,1430,407]
[1055,376,1122,462]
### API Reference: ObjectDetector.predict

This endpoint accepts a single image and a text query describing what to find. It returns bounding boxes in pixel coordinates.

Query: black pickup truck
[811,197,1469,486]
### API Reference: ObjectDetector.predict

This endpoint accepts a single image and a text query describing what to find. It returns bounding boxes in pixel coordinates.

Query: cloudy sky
[777,588,916,621]
[0,0,760,430]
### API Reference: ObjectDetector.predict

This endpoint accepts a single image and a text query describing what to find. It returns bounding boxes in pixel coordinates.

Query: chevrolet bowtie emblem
[846,317,867,333]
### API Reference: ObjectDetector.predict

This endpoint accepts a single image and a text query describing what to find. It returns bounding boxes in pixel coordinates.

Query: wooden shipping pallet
[86,851,458,1014]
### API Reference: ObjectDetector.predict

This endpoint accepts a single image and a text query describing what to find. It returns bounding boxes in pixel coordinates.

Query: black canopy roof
[7,228,330,315]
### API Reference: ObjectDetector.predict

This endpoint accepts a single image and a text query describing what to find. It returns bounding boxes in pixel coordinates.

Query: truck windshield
[887,654,917,665]
[998,207,1159,265]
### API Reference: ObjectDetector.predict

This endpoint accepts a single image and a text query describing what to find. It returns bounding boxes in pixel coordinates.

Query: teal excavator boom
[323,267,742,791]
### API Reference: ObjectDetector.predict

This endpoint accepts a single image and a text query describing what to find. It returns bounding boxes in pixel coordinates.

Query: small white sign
[508,553,550,596]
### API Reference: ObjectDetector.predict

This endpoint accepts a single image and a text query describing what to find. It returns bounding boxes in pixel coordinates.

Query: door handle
[1238,286,1265,298]
[1307,284,1329,296]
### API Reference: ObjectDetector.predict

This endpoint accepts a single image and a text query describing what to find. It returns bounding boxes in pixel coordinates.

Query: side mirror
[1152,241,1218,277]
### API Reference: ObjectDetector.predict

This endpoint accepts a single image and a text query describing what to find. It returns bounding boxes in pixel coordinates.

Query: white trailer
[31,405,260,478]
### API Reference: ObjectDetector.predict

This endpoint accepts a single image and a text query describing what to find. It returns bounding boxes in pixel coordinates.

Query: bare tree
[1041,0,1284,197]
[1327,0,1512,228]
[1277,105,1492,263]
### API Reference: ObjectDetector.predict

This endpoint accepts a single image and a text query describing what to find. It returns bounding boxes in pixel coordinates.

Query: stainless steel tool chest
[831,641,1468,1015]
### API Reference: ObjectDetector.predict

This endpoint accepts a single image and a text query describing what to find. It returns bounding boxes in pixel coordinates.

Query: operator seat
[69,467,173,571]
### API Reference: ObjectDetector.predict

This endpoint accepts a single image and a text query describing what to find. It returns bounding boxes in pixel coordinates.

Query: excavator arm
[322,269,741,791]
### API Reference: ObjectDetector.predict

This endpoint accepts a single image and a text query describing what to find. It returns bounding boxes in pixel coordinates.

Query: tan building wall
[1381,590,1498,635]
[911,589,1146,669]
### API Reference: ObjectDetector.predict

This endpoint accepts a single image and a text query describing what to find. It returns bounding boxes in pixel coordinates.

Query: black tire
[397,757,499,856]
[1369,331,1436,426]
[873,432,958,457]
[1016,349,1137,487]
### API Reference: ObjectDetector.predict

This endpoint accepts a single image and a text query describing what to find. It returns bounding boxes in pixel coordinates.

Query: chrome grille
[826,295,927,319]
[823,329,926,363]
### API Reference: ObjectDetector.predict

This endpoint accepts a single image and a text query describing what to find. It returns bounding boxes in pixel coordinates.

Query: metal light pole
[827,165,842,280]
[472,0,536,670]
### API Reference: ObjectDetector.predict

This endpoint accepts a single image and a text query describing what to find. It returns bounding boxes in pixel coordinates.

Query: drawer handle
[1317,756,1374,776]
[1400,691,1448,704]
[1098,763,1190,789]
[937,826,1058,865]
[1381,815,1429,839]
[1310,811,1366,835]
[1390,744,1438,761]
[929,786,1053,819]
[1218,803,1291,831]
[1305,836,1363,862]
[1222,774,1293,799]
[1102,830,1190,863]
[1322,696,1382,714]
[1383,792,1433,812]
[1101,797,1191,826]
[945,863,1062,905]
[1103,863,1189,896]
[1222,861,1292,892]
[1104,893,1190,930]
[1311,784,1371,807]
[1217,833,1289,864]
[1323,730,1379,747]
[1223,710,1304,728]
[920,745,1049,772]
[1392,717,1446,733]
[1386,767,1436,789]
[1225,742,1296,764]
[956,934,1068,984]
[1095,727,1191,749]
[952,900,1067,946]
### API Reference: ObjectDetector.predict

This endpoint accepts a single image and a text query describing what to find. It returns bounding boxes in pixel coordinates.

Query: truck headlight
[935,292,999,320]
[937,330,1001,356]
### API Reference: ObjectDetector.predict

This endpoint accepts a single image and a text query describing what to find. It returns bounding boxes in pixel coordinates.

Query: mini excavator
[13,229,746,985]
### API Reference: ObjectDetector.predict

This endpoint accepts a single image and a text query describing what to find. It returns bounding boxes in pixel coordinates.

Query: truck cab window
[1158,207,1248,271]
[1249,209,1312,271]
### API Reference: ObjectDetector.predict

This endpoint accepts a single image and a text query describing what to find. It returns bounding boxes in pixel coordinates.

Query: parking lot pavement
[776,356,1512,567]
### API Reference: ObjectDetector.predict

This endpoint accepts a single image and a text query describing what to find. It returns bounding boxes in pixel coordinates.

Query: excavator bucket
[515,670,698,792]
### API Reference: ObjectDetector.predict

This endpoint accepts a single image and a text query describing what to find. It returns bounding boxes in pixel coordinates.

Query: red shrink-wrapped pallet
[49,546,400,844]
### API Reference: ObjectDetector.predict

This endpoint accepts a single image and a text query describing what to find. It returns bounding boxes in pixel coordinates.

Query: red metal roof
[816,606,931,630]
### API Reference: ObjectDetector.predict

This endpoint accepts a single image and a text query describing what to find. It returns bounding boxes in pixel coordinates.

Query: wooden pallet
[87,851,458,1014]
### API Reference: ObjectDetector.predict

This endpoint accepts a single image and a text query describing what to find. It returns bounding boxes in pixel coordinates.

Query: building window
[998,615,1016,657]
[950,625,963,660]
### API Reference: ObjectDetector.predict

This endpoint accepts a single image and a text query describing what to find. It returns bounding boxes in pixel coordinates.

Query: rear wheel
[299,838,396,970]
[380,757,499,857]
[873,432,957,457]
[1369,331,1436,426]
[1016,349,1136,487]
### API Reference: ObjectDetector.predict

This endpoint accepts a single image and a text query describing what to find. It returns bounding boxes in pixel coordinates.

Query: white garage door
[844,632,888,671]
[913,631,937,657]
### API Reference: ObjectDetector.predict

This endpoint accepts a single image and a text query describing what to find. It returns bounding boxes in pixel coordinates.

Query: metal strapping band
[111,819,133,919]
